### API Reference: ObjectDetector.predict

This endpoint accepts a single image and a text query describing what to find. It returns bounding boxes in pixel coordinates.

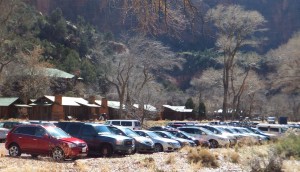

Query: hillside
[26,0,300,53]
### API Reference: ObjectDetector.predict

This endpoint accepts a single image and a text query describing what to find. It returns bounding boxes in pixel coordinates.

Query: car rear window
[134,122,141,126]
[13,126,36,135]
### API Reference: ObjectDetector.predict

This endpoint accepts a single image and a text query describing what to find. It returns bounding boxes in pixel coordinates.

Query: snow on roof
[95,100,126,109]
[163,105,193,113]
[45,96,100,107]
[0,97,19,106]
[133,104,157,112]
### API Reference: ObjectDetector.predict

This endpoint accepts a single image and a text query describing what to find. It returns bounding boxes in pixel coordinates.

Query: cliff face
[26,0,300,52]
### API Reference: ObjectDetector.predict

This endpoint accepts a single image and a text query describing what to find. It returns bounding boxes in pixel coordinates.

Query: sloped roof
[95,100,125,109]
[0,97,19,106]
[163,105,193,113]
[43,68,75,79]
[44,96,99,107]
[133,104,157,112]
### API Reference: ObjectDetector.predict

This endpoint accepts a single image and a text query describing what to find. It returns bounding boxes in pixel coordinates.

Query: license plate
[128,149,132,153]
[82,147,87,153]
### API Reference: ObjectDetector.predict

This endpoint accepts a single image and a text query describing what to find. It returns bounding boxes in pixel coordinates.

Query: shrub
[275,132,300,159]
[230,151,240,163]
[187,148,219,168]
[250,149,283,172]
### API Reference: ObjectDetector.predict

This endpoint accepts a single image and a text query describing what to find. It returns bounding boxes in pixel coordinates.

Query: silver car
[135,130,181,152]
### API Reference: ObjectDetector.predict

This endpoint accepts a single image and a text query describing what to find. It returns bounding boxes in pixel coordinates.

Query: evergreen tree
[185,98,195,109]
[198,102,206,120]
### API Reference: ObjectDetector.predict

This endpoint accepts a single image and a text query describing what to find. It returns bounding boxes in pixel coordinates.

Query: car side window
[35,127,46,137]
[13,126,35,136]
[112,121,120,125]
[81,125,96,136]
[121,121,132,126]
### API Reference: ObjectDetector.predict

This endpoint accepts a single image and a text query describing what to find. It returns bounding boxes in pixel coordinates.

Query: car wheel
[52,147,65,161]
[100,144,112,157]
[154,144,163,152]
[8,144,21,157]
[209,140,219,148]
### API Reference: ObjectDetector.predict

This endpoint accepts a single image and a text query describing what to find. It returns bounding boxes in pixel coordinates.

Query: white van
[104,120,142,130]
[256,124,288,136]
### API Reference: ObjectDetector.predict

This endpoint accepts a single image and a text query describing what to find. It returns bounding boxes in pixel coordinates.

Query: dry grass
[187,148,219,168]
[165,153,176,164]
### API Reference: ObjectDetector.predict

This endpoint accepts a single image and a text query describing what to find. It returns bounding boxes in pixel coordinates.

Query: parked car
[178,127,231,148]
[246,127,275,140]
[196,125,237,146]
[0,123,9,142]
[166,121,197,128]
[28,120,57,127]
[108,125,154,153]
[267,117,276,124]
[56,122,135,157]
[5,124,88,161]
[148,126,176,131]
[256,124,288,136]
[167,130,210,147]
[104,120,142,130]
[135,130,181,152]
[154,131,196,147]
[2,121,30,130]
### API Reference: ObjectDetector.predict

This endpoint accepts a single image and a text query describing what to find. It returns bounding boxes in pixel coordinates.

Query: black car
[55,122,135,157]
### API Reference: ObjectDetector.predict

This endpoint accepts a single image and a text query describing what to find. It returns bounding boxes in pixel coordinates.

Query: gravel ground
[0,143,299,172]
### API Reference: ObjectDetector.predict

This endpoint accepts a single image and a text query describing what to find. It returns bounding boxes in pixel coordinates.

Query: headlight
[115,139,123,145]
[167,142,173,146]
[67,142,77,148]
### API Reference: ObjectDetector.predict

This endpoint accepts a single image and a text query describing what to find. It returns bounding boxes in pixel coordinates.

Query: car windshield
[94,126,112,134]
[0,123,3,128]
[199,127,215,135]
[224,128,238,134]
[123,128,140,137]
[46,127,71,139]
[160,132,176,139]
[147,131,161,139]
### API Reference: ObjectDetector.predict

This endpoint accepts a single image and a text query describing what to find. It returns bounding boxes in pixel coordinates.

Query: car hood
[59,137,85,144]
[100,133,132,140]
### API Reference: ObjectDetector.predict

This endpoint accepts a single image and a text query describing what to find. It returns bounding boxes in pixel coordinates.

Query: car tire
[209,140,219,148]
[100,144,113,157]
[8,144,21,157]
[154,143,163,152]
[52,147,65,161]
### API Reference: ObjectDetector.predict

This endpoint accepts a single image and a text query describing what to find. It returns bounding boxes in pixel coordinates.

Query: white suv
[105,120,142,130]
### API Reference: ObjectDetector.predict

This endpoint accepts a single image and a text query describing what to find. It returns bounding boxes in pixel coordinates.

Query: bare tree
[267,31,300,94]
[103,36,182,118]
[2,46,53,100]
[206,5,266,120]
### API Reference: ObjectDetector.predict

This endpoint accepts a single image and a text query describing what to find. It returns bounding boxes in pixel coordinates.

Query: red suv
[5,124,88,161]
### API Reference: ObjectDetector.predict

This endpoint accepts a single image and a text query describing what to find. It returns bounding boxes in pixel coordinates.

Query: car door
[33,126,52,155]
[79,125,98,153]
[13,126,36,153]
